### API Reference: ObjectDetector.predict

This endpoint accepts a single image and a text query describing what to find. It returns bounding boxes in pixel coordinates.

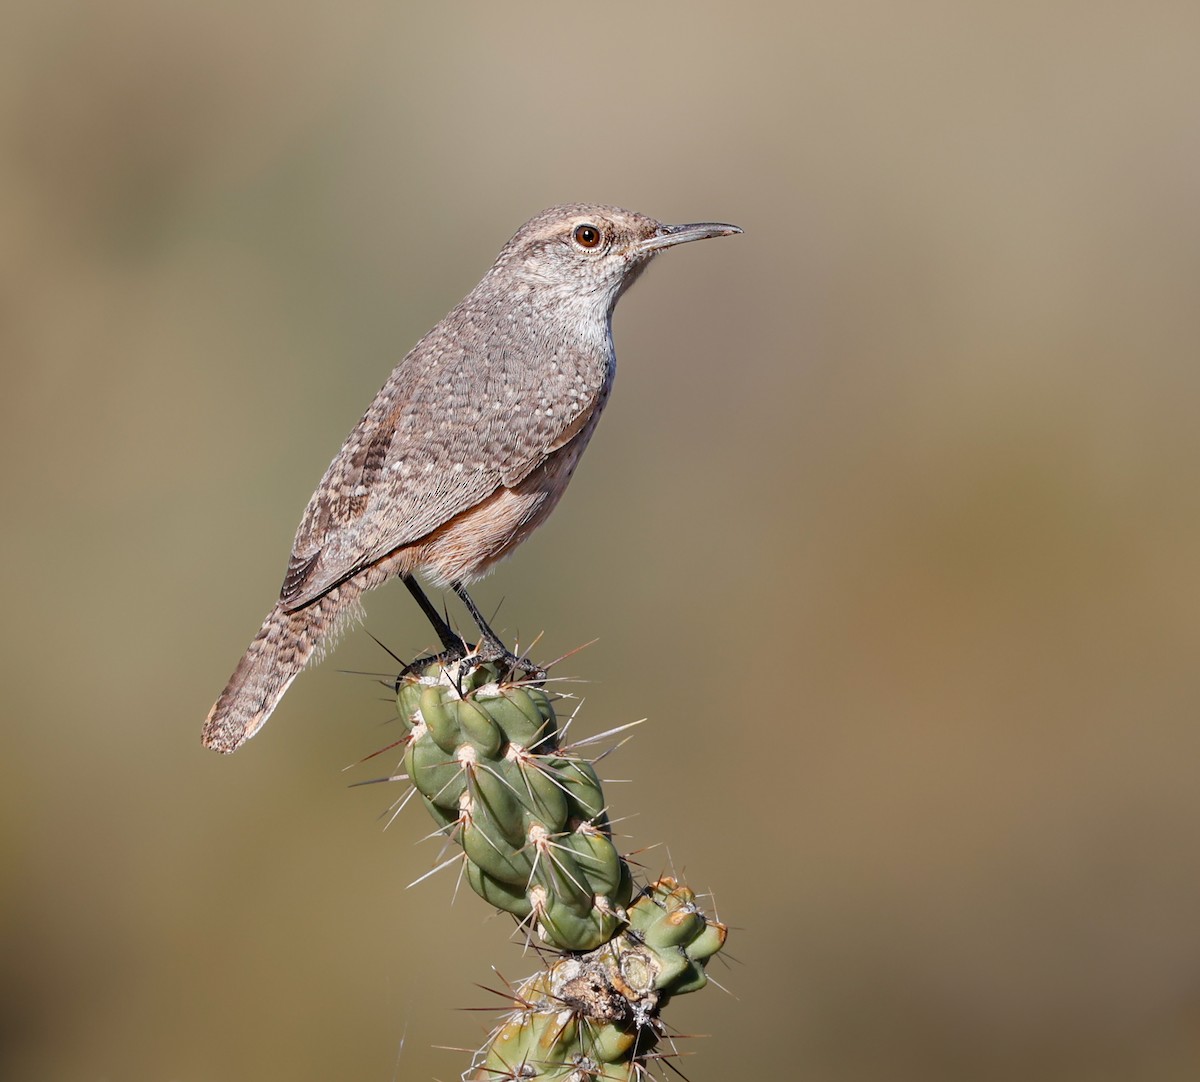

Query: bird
[202,203,741,753]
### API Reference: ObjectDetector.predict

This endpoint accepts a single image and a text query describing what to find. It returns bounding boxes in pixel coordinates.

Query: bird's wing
[278,348,605,610]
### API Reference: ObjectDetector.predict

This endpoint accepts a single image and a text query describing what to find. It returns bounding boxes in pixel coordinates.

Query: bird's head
[494,203,741,311]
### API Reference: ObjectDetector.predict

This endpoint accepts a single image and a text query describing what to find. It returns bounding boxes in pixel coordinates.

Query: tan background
[3,2,1200,1079]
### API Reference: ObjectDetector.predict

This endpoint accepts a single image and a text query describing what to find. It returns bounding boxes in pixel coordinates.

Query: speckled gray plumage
[284,210,626,605]
[202,204,740,753]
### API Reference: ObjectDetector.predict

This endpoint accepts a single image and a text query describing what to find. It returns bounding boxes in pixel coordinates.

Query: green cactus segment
[621,878,726,999]
[396,658,633,951]
[465,878,728,1081]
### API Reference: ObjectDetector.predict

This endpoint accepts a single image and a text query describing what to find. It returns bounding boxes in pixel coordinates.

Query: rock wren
[202,203,741,753]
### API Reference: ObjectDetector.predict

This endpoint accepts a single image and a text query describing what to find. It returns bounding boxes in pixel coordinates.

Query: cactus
[465,878,726,1081]
[387,655,726,1079]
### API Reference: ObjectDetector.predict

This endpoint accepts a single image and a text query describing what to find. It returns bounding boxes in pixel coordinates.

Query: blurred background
[3,1,1199,1079]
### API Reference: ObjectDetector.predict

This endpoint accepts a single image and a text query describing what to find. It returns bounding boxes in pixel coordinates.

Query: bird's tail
[201,587,359,753]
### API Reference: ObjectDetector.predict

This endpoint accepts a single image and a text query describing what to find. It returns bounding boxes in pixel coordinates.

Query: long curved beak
[638,221,743,254]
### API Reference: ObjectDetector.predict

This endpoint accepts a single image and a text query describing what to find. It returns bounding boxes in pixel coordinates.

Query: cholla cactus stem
[377,656,726,1079]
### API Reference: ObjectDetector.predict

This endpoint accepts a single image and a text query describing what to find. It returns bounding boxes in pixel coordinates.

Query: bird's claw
[397,639,544,690]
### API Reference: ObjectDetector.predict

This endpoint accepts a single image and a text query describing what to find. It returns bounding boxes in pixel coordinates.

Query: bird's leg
[453,583,545,682]
[452,584,506,653]
[402,574,464,655]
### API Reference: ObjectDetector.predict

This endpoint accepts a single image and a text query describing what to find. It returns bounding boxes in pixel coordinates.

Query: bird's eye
[573,223,602,249]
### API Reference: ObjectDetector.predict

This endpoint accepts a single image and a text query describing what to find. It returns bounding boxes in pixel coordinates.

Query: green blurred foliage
[2,2,1199,1079]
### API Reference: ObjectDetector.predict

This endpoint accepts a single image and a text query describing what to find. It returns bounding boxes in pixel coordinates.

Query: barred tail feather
[201,586,361,753]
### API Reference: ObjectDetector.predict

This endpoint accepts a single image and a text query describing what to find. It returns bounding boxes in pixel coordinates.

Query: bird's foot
[396,639,469,690]
[475,636,547,685]
[397,638,544,690]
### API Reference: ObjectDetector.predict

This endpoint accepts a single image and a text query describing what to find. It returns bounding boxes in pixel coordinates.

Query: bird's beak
[637,221,743,254]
